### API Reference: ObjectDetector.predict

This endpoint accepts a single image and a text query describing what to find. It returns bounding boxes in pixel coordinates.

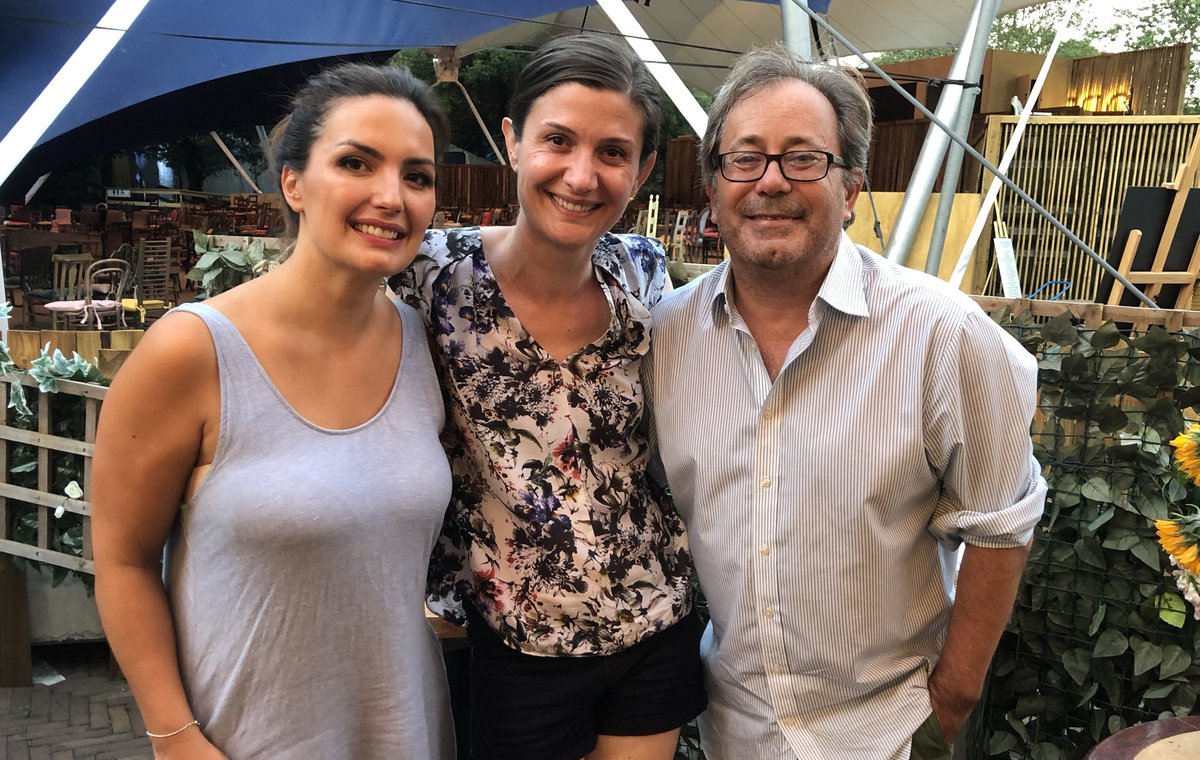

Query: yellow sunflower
[1156,517,1200,575]
[1170,424,1200,485]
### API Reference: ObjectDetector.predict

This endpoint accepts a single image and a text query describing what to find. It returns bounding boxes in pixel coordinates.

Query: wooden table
[1085,715,1200,759]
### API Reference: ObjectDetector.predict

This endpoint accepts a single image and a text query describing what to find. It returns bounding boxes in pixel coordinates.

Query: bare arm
[92,313,227,758]
[928,541,1031,743]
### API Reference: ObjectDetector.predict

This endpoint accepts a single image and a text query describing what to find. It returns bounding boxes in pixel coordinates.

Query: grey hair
[700,43,873,190]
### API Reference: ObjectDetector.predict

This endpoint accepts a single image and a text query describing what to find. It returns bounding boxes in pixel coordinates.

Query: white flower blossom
[1174,568,1200,620]
[56,480,83,520]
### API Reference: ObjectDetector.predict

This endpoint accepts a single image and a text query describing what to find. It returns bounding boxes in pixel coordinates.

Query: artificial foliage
[188,230,278,297]
[972,311,1200,759]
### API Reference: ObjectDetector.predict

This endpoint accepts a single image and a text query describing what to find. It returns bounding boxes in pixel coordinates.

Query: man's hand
[928,541,1033,745]
[927,668,978,744]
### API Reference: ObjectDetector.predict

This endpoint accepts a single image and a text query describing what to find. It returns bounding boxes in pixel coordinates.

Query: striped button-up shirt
[646,234,1046,759]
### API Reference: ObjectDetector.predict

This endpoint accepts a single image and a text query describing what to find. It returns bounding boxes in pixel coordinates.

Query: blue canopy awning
[5,0,1040,200]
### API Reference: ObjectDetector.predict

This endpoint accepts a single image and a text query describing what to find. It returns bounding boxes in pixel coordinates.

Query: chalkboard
[1093,187,1200,308]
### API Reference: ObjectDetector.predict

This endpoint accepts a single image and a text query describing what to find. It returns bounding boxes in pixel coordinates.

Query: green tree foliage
[989,0,1100,59]
[1113,0,1200,113]
[388,46,709,195]
[148,127,266,190]
[873,47,953,66]
[390,47,529,162]
[872,1,1099,68]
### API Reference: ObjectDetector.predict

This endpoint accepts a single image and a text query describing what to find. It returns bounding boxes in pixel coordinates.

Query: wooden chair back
[51,254,91,302]
[81,258,131,330]
[79,208,101,233]
[135,238,172,304]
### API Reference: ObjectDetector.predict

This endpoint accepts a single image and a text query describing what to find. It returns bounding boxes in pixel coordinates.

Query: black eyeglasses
[716,150,848,183]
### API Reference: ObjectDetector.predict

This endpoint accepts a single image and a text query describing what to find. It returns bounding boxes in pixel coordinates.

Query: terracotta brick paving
[1,645,150,760]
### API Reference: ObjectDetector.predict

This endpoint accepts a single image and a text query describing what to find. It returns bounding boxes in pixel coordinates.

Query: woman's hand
[151,726,229,759]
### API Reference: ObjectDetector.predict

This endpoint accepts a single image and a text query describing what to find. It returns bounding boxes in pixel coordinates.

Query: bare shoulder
[117,310,214,382]
[103,309,217,420]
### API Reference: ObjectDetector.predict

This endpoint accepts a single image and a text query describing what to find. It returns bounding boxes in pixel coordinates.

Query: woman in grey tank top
[91,64,455,759]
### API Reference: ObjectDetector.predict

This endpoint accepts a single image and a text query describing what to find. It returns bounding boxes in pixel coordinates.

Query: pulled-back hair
[508,34,661,165]
[271,62,449,234]
[700,44,872,190]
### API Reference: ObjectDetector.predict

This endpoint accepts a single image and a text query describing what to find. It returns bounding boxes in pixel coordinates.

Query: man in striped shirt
[647,45,1046,760]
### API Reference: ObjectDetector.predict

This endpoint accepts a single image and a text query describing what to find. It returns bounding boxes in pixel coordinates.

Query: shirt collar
[702,261,734,330]
[703,232,869,327]
[591,233,632,285]
[815,232,870,318]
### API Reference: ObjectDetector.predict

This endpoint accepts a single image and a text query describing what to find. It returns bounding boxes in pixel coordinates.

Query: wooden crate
[5,328,144,379]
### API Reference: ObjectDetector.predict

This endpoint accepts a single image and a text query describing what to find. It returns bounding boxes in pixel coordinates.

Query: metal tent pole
[885,0,997,266]
[209,132,262,194]
[924,0,1000,276]
[948,0,1083,289]
[782,0,814,60]
[432,47,508,166]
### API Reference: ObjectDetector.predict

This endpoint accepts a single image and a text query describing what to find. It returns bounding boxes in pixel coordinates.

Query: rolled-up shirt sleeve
[926,309,1047,547]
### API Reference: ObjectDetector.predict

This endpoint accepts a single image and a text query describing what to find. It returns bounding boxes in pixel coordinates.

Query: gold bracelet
[146,719,199,739]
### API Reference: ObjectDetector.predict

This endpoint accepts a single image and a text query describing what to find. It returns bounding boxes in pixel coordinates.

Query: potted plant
[188,230,280,298]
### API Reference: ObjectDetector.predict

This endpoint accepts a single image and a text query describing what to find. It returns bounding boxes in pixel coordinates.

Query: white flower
[56,480,83,520]
[1173,568,1200,620]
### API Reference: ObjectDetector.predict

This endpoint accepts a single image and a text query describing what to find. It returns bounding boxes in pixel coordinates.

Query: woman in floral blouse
[396,33,704,760]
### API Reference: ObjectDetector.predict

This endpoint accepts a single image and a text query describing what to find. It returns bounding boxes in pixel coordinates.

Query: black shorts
[465,605,707,760]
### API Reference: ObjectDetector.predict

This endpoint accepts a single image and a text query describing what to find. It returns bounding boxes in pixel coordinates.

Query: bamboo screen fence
[1068,44,1193,116]
[975,115,1200,302]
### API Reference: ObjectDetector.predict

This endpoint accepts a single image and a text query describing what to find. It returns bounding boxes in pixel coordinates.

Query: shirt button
[770,664,785,675]
[761,477,772,488]
[759,544,771,557]
[781,717,798,728]
[762,409,772,421]
[763,606,774,619]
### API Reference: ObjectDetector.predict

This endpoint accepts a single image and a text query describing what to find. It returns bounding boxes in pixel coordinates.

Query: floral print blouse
[396,227,692,657]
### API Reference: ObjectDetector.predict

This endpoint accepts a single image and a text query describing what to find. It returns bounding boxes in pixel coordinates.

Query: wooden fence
[664,135,706,209]
[974,115,1200,301]
[869,116,990,194]
[1068,44,1193,116]
[437,164,516,211]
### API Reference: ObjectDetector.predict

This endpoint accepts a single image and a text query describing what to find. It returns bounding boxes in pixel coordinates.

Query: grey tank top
[164,301,455,759]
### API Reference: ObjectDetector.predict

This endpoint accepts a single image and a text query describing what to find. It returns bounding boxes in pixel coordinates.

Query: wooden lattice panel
[0,375,107,574]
